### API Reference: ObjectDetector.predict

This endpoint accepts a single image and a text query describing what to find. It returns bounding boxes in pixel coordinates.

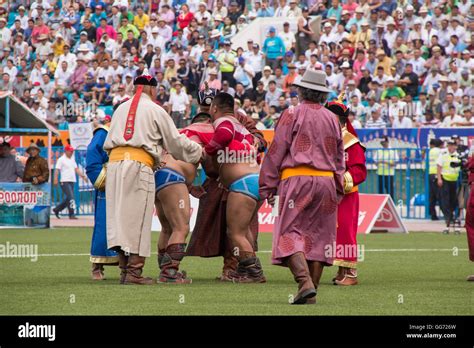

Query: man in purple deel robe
[259,69,345,305]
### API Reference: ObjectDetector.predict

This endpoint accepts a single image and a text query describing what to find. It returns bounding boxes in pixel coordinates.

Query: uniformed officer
[428,138,443,220]
[437,140,461,232]
[374,136,399,200]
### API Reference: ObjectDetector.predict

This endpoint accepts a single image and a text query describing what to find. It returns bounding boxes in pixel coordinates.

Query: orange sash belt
[281,165,334,180]
[109,146,154,168]
[349,186,358,193]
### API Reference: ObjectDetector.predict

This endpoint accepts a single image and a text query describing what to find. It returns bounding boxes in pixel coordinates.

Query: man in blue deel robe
[86,115,118,280]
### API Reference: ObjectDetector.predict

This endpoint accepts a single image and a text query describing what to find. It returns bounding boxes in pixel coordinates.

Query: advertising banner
[68,123,93,151]
[0,183,51,228]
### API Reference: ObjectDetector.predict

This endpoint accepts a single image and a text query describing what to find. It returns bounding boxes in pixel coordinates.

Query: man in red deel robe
[326,99,367,286]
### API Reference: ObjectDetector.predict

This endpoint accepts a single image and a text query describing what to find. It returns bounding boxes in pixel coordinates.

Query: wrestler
[204,92,266,283]
[186,95,267,281]
[155,106,215,284]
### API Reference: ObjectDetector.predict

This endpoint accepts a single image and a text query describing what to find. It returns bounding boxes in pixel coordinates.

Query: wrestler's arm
[236,111,268,152]
[258,110,292,200]
[157,109,203,164]
[204,120,234,156]
[345,143,367,188]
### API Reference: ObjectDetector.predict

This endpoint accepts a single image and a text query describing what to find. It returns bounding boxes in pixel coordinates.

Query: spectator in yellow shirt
[52,35,66,57]
[376,49,392,75]
[45,53,58,75]
[133,6,150,31]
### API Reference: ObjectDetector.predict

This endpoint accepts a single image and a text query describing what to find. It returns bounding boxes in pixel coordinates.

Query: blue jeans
[55,182,75,217]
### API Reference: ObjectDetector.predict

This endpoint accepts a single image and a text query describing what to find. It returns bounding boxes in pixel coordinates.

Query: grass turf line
[0,228,472,315]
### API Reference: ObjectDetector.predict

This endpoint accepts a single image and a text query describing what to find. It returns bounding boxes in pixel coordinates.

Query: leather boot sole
[157,278,193,284]
[91,271,104,281]
[292,288,316,305]
[334,277,358,286]
[123,276,154,285]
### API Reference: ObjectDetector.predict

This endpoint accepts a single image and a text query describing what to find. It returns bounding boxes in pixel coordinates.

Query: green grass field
[0,228,472,315]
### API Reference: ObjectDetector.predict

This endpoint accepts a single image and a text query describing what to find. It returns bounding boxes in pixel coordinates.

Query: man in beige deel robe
[104,72,202,285]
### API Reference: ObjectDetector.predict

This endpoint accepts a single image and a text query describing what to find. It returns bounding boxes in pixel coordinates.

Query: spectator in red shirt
[177,4,194,30]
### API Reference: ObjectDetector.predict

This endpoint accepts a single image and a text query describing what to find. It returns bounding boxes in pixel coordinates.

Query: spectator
[53,145,87,220]
[0,142,24,182]
[22,143,49,185]
[234,56,255,91]
[263,27,285,70]
[365,106,386,128]
[442,106,465,127]
[373,136,399,199]
[168,80,190,128]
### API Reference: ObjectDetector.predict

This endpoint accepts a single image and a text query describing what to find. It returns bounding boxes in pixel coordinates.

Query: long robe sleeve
[345,143,367,187]
[86,128,108,185]
[157,110,202,164]
[259,109,293,200]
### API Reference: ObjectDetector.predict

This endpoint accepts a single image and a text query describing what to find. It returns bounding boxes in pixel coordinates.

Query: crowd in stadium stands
[0,0,472,130]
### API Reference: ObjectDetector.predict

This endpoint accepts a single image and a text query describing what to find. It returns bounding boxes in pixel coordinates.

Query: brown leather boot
[287,252,316,304]
[118,251,128,284]
[467,275,474,281]
[334,267,358,286]
[158,243,192,284]
[332,266,344,283]
[217,252,238,281]
[123,254,153,285]
[91,263,104,281]
[229,251,266,283]
[308,261,325,287]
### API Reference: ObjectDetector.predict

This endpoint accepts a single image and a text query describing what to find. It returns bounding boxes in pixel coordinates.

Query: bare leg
[226,192,256,253]
[157,184,190,245]
[156,184,192,284]
[226,192,265,283]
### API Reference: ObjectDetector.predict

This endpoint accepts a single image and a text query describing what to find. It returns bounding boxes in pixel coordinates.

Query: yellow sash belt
[109,146,154,168]
[281,165,334,180]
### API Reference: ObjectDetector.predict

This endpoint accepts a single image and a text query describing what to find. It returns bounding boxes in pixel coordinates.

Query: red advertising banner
[256,193,407,234]
[357,194,408,234]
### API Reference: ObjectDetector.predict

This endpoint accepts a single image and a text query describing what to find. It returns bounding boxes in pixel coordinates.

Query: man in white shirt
[97,59,114,84]
[54,61,73,90]
[189,35,206,65]
[149,27,166,52]
[243,43,265,87]
[442,105,465,127]
[319,22,335,46]
[274,0,290,17]
[168,81,190,128]
[0,18,12,47]
[234,56,255,90]
[392,108,413,128]
[408,49,426,77]
[53,145,87,219]
[279,22,296,52]
[157,18,172,42]
[57,44,77,71]
[110,59,124,81]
